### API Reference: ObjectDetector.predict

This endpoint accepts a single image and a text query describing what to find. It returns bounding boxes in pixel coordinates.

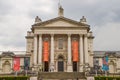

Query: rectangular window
[58,38,63,49]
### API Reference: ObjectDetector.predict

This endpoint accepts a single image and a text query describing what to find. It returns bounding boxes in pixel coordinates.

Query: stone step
[38,72,85,79]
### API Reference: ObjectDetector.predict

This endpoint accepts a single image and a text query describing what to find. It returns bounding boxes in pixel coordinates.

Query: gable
[32,17,88,27]
[44,20,79,27]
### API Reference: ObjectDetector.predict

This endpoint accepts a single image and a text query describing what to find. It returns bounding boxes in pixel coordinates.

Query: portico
[26,6,94,72]
[31,32,92,72]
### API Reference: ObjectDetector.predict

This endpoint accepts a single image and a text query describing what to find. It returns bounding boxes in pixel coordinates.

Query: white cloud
[94,22,120,51]
[0,0,120,51]
[0,45,25,51]
[0,0,56,51]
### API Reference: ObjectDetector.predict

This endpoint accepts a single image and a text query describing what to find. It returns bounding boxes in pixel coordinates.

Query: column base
[32,65,38,72]
[79,64,84,72]
[38,63,43,72]
[67,63,72,72]
[50,63,55,72]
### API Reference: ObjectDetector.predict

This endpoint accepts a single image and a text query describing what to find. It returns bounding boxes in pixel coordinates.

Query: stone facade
[0,51,30,74]
[94,51,120,74]
[25,6,94,72]
[0,6,119,75]
[0,51,120,74]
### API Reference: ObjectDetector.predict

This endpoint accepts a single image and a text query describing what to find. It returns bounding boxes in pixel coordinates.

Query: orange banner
[43,41,49,61]
[72,41,79,62]
[13,57,20,71]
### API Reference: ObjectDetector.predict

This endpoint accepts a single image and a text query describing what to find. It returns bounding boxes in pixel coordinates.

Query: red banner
[43,41,49,61]
[13,57,20,71]
[72,41,79,62]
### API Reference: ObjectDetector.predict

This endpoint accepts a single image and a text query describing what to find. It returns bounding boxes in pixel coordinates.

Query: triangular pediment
[45,20,78,27]
[33,17,88,27]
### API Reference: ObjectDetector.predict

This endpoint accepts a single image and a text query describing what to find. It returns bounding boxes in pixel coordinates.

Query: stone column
[67,34,72,72]
[79,35,84,72]
[33,34,37,65]
[50,34,54,66]
[38,34,42,65]
[84,34,88,63]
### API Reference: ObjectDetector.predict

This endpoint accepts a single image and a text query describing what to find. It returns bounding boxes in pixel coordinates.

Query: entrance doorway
[58,61,64,71]
[44,61,49,72]
[73,62,77,72]
[58,55,64,72]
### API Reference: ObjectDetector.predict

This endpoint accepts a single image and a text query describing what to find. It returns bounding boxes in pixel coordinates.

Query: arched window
[2,61,11,73]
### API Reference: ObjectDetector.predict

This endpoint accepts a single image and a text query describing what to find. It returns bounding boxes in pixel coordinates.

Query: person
[49,65,54,72]
[51,65,54,72]
[39,76,42,80]
[39,66,42,72]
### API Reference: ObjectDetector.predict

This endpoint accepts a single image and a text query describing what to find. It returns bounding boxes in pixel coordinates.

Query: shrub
[95,76,120,80]
[0,76,29,80]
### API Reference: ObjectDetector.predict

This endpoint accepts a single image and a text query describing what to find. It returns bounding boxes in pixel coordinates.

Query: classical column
[79,35,84,72]
[33,34,37,65]
[67,34,72,72]
[84,34,88,63]
[50,34,54,66]
[38,34,42,65]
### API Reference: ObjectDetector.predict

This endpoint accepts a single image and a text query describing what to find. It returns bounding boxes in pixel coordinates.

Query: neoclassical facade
[0,51,30,74]
[94,51,120,74]
[0,7,120,75]
[26,6,94,72]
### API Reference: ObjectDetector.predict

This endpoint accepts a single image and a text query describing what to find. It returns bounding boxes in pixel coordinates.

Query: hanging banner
[43,41,49,61]
[24,57,30,70]
[13,57,20,71]
[102,55,109,71]
[72,41,79,62]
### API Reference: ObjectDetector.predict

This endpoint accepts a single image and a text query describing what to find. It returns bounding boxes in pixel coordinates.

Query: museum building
[0,6,119,74]
[25,6,94,72]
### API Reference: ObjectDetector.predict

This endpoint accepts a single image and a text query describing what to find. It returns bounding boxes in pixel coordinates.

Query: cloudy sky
[0,0,120,51]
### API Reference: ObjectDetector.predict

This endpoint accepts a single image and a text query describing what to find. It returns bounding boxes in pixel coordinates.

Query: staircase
[38,72,85,79]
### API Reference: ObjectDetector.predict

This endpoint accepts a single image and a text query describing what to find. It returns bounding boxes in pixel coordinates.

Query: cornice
[33,26,89,29]
[32,16,89,26]
[25,36,34,39]
[88,36,94,39]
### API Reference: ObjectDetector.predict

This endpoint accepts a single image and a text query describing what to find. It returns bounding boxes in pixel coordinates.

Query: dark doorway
[73,62,77,72]
[58,61,64,71]
[44,61,49,72]
[58,55,64,72]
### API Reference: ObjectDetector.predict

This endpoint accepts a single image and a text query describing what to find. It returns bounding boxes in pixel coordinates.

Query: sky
[0,0,120,51]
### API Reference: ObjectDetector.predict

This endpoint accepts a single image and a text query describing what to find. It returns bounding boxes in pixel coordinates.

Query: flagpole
[25,70,27,76]
[15,71,18,76]
[95,70,98,76]
[105,71,107,76]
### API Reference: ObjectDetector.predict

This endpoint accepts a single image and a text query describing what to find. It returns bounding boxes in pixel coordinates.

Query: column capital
[79,34,83,37]
[39,34,42,36]
[34,34,38,37]
[84,34,87,37]
[68,34,71,37]
[51,34,54,37]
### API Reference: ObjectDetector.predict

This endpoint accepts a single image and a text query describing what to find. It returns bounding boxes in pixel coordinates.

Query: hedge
[0,76,29,80]
[95,76,120,80]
